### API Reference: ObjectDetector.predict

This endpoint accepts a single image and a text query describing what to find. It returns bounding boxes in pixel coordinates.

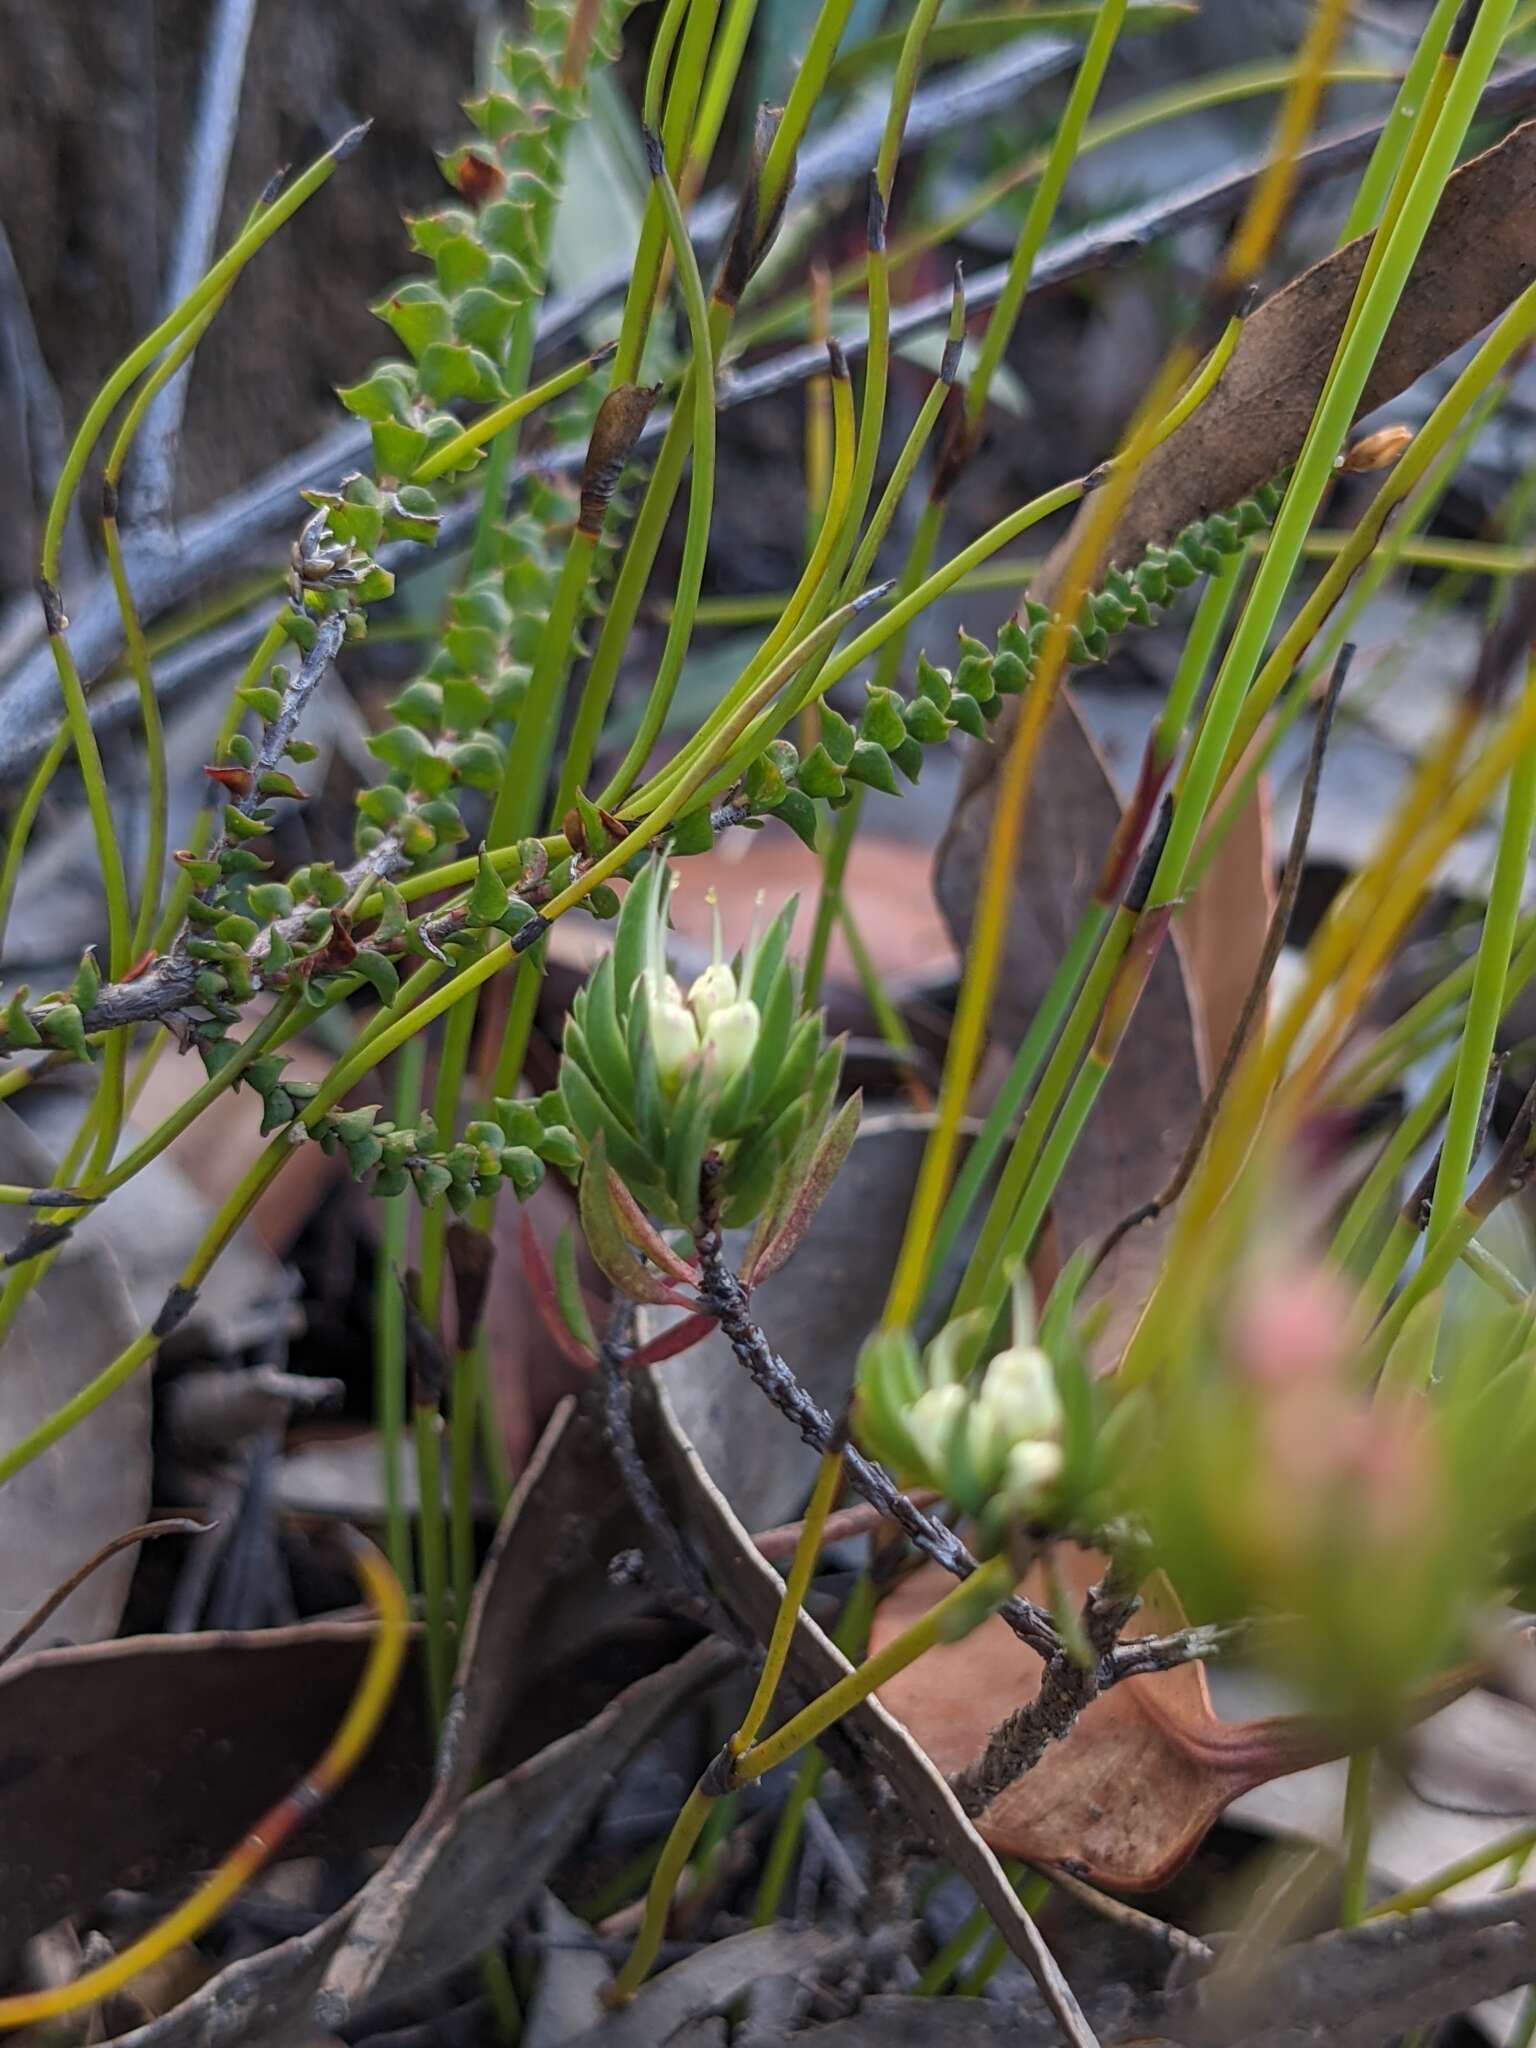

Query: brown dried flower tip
[1336,424,1413,474]
[451,151,506,206]
[579,383,662,536]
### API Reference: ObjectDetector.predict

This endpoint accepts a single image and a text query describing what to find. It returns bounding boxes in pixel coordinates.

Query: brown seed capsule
[1337,424,1414,474]
[579,383,662,536]
[453,151,506,207]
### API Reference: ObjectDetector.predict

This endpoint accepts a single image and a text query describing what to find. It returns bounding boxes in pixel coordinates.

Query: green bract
[556,860,846,1231]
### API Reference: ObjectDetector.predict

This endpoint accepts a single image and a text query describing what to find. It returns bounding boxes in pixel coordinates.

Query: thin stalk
[1340,1749,1374,1925]
[731,1446,845,1756]
[42,125,364,583]
[449,1346,479,1631]
[414,1399,451,1727]
[1341,0,1463,238]
[613,1552,1015,2000]
[1424,668,1536,1252]
[556,132,719,819]
[1366,1820,1536,1917]
[410,346,618,485]
[376,1042,423,1595]
[965,0,1128,438]
[926,557,1239,1300]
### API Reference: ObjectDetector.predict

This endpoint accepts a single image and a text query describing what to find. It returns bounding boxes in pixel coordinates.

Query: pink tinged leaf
[578,1137,697,1308]
[626,1312,720,1370]
[605,1169,701,1288]
[519,1212,597,1371]
[743,1091,862,1289]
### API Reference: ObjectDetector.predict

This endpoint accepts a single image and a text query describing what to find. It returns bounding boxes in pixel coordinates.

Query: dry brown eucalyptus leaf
[870,1548,1476,1892]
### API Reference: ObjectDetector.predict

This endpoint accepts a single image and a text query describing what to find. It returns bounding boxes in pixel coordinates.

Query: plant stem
[1340,1748,1374,1925]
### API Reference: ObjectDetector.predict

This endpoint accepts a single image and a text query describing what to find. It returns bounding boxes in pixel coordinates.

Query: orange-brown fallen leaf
[872,1547,1343,1892]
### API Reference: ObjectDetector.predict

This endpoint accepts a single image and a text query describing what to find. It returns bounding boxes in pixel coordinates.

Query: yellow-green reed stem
[875,414,1175,1332]
[449,1346,479,1634]
[734,58,1395,354]
[555,137,718,822]
[1182,374,1509,905]
[42,129,360,584]
[80,998,300,1201]
[929,553,1240,1307]
[1133,657,1536,1389]
[1221,0,1353,289]
[684,0,759,197]
[803,796,862,1010]
[0,727,69,955]
[661,476,1089,817]
[1343,0,1463,237]
[612,0,722,383]
[1338,907,1536,1108]
[376,1041,423,1596]
[97,257,250,957]
[757,0,860,220]
[618,356,855,814]
[0,1531,405,2032]
[576,0,861,785]
[1148,0,1516,920]
[1334,1053,1460,1280]
[966,0,1127,439]
[411,347,618,485]
[844,335,960,597]
[751,1572,875,1928]
[870,0,1127,693]
[1424,683,1536,1253]
[614,1552,1015,2000]
[102,520,169,960]
[972,911,1171,1339]
[44,630,132,978]
[805,268,834,560]
[889,0,1377,1339]
[871,499,944,693]
[0,596,877,1488]
[732,1447,845,1756]
[415,1396,452,1726]
[1340,1749,1374,1924]
[155,617,288,952]
[739,1552,1015,1777]
[643,0,694,131]
[1366,1818,1536,1917]
[583,314,733,809]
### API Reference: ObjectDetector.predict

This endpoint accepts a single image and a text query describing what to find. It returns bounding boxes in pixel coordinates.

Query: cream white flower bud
[906,1382,966,1480]
[687,960,738,1029]
[701,997,760,1088]
[1000,1436,1063,1514]
[978,1344,1063,1448]
[652,995,701,1093]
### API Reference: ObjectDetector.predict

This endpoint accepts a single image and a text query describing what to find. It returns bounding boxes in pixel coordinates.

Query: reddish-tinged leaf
[453,151,506,205]
[519,1212,597,1371]
[743,1091,862,1289]
[204,764,253,797]
[626,1311,718,1370]
[578,1139,696,1308]
[606,1169,700,1288]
